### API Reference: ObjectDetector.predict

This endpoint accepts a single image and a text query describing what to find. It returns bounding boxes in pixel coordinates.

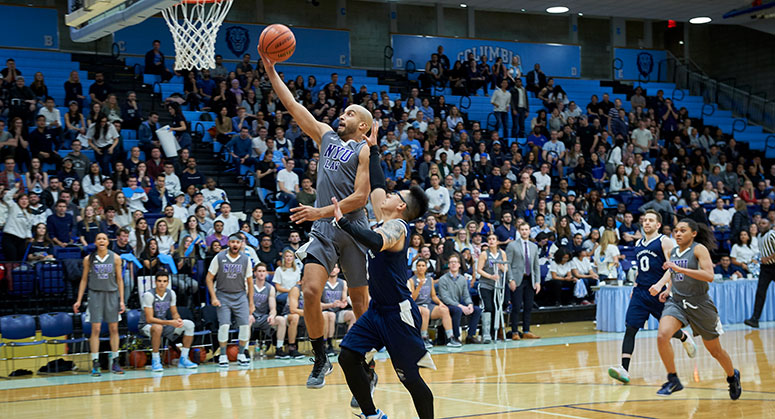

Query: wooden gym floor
[1,321,773,418]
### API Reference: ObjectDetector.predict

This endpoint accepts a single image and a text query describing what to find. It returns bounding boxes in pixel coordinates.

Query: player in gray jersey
[321,265,356,356]
[249,263,288,358]
[206,233,255,368]
[263,54,373,388]
[138,272,198,372]
[407,258,458,349]
[73,233,125,377]
[650,219,741,399]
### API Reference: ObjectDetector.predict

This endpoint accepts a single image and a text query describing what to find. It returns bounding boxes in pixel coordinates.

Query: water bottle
[750,251,761,280]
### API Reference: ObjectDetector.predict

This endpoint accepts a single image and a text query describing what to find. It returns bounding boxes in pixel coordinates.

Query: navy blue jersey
[634,234,672,289]
[367,219,412,306]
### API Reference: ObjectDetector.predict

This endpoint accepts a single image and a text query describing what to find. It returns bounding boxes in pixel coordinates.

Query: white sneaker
[682,336,698,359]
[237,353,251,368]
[608,365,630,384]
[218,355,229,368]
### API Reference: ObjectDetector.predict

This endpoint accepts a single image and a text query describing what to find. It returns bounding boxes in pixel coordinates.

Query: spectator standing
[490,80,511,138]
[144,40,174,82]
[2,183,32,261]
[506,222,541,339]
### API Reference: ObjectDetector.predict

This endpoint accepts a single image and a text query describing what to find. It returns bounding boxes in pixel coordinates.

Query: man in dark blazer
[505,222,541,339]
[525,63,546,97]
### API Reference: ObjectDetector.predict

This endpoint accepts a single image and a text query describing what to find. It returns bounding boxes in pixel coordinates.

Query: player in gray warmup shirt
[650,218,741,400]
[263,53,373,389]
[206,233,255,369]
[73,232,125,377]
[321,265,356,356]
[250,263,287,358]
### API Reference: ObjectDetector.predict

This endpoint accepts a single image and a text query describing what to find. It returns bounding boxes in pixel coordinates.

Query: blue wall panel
[0,5,58,49]
[391,34,581,78]
[115,18,350,67]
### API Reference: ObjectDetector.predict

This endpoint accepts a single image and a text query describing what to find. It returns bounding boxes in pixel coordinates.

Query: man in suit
[505,222,541,340]
[525,63,546,97]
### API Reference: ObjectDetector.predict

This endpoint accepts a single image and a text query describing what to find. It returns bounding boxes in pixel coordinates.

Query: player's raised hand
[362,121,379,147]
[260,55,276,71]
[290,204,322,224]
[331,197,343,222]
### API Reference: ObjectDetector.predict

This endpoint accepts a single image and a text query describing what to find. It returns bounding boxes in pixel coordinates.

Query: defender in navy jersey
[332,136,434,419]
[609,210,696,384]
[263,54,373,389]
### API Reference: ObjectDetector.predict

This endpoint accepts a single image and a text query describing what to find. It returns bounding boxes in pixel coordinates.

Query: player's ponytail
[680,218,717,252]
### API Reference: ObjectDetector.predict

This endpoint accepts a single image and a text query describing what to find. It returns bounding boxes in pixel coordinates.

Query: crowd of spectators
[2,41,775,334]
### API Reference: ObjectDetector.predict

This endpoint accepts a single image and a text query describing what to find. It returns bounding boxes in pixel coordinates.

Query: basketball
[164,345,181,365]
[258,24,295,62]
[226,345,239,362]
[128,350,147,368]
[190,348,207,364]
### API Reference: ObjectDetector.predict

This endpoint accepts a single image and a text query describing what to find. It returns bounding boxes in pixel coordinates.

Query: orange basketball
[164,345,181,365]
[190,348,207,364]
[226,345,239,362]
[129,350,147,368]
[258,24,296,62]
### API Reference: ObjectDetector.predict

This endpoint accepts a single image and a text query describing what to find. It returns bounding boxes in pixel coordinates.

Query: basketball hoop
[161,0,234,71]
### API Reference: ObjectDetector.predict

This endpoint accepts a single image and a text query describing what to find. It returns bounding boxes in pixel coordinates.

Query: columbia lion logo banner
[637,52,654,77]
[225,26,250,57]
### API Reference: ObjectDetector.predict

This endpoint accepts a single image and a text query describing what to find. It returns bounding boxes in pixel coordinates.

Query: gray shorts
[141,324,183,341]
[296,218,368,288]
[216,290,250,326]
[663,295,724,341]
[252,313,274,333]
[88,290,120,323]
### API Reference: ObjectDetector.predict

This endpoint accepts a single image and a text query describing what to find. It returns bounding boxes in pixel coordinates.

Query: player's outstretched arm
[261,56,329,145]
[364,121,387,221]
[332,197,405,252]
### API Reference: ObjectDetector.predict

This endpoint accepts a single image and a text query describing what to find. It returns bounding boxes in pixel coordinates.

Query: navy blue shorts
[625,286,665,329]
[341,300,429,382]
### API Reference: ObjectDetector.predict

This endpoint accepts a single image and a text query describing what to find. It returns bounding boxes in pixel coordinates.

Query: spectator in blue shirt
[259,137,288,170]
[714,255,744,280]
[196,69,216,106]
[401,129,423,160]
[225,127,257,168]
[47,199,75,247]
[418,98,434,122]
[494,211,516,248]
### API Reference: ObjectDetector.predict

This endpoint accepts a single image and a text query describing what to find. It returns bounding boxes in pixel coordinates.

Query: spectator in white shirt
[38,97,61,130]
[277,159,300,195]
[533,163,551,195]
[562,101,582,119]
[490,80,511,138]
[730,230,756,273]
[542,130,566,177]
[425,174,450,221]
[699,181,718,204]
[162,162,182,197]
[214,201,239,236]
[413,111,428,133]
[709,198,733,230]
[630,120,652,154]
[201,177,229,209]
[123,175,148,213]
[609,165,632,193]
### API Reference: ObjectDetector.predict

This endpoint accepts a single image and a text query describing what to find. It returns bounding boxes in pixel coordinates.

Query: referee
[745,222,775,328]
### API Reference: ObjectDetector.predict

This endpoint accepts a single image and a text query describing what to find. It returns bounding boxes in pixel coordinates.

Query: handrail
[732,118,747,134]
[671,88,685,102]
[486,112,497,131]
[111,42,121,59]
[657,57,677,83]
[611,58,623,80]
[701,103,715,117]
[765,135,775,151]
[383,45,393,73]
[458,95,471,111]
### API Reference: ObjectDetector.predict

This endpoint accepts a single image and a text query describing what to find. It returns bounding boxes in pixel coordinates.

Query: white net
[161,0,234,71]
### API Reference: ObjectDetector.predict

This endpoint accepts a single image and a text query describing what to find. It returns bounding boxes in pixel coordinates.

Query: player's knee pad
[182,319,195,336]
[218,324,230,343]
[338,347,364,370]
[238,324,250,342]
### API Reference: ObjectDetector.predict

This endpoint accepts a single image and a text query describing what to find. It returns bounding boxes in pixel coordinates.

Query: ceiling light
[546,6,569,14]
[679,40,684,45]
[689,16,712,24]
[578,12,583,16]
[521,8,526,12]
[460,3,467,7]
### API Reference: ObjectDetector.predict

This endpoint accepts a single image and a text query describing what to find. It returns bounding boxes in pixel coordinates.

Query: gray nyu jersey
[87,251,118,292]
[670,242,707,298]
[138,289,176,329]
[322,278,345,305]
[253,284,271,315]
[315,130,367,221]
[411,276,433,306]
[212,250,252,293]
